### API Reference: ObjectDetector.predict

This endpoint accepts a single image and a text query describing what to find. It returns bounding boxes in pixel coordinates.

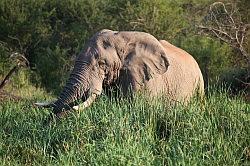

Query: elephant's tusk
[73,93,97,111]
[34,101,52,107]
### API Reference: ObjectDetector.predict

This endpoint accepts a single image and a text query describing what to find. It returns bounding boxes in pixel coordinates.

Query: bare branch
[8,35,24,52]
[197,2,250,64]
[10,52,29,67]
[235,78,250,87]
[0,52,29,90]
[0,66,18,90]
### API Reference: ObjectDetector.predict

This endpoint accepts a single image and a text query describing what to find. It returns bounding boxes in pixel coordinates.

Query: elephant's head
[35,29,169,118]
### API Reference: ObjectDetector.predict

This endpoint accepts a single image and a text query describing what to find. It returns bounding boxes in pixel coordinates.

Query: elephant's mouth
[81,89,90,102]
[50,88,91,113]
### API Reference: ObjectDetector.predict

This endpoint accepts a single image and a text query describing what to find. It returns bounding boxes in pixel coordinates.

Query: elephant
[35,29,204,118]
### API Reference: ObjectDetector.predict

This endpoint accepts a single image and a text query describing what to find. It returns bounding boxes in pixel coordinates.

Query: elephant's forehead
[77,46,98,60]
[96,34,115,45]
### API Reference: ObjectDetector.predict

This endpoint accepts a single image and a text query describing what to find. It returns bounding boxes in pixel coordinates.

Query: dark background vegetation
[0,0,249,95]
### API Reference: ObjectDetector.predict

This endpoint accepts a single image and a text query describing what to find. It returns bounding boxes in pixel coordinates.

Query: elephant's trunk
[52,60,91,114]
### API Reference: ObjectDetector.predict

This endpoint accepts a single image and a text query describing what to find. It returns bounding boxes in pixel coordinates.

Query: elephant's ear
[124,41,169,88]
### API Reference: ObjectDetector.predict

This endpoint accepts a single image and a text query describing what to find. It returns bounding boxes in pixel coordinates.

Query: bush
[220,68,249,93]
[0,45,11,77]
[0,0,246,94]
[0,0,189,93]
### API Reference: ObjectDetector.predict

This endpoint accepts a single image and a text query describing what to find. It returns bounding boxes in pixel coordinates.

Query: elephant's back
[159,40,196,64]
[159,40,204,101]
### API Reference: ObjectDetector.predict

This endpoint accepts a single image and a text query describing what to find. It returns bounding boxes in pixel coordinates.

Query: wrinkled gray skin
[40,29,204,118]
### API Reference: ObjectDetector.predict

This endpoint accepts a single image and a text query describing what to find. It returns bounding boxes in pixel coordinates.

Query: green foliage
[108,0,188,40]
[0,44,30,90]
[0,88,249,165]
[0,45,11,77]
[220,68,249,93]
[0,0,248,93]
[34,46,72,94]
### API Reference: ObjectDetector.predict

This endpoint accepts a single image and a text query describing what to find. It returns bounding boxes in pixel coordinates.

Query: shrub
[0,0,246,94]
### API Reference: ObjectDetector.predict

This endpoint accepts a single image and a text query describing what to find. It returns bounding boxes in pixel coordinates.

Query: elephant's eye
[98,60,106,69]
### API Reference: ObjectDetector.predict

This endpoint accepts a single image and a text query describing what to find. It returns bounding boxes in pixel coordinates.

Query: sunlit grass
[0,88,249,165]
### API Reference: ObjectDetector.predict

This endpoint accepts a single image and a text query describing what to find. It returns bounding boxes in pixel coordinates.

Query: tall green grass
[0,88,249,165]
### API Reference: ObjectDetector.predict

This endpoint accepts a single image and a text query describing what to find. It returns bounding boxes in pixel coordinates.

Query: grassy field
[0,87,249,165]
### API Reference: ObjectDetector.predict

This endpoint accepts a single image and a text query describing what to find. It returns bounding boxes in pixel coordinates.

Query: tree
[198,2,250,62]
[197,2,250,87]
